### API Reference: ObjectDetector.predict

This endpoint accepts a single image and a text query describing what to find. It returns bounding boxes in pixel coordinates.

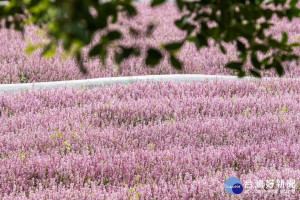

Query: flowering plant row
[0,80,299,199]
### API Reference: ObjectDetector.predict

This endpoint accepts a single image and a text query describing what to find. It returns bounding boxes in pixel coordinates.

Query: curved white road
[0,74,297,94]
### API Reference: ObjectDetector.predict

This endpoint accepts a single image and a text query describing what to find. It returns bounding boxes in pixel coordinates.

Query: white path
[0,74,297,94]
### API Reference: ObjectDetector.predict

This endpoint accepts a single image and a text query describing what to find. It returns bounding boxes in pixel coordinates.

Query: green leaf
[146,23,155,37]
[89,44,103,57]
[237,40,246,53]
[89,42,107,65]
[250,54,261,70]
[281,54,299,62]
[265,64,273,70]
[273,59,284,76]
[103,178,109,185]
[237,71,246,77]
[151,0,166,7]
[249,69,261,77]
[163,42,183,52]
[219,44,227,54]
[25,43,42,54]
[290,0,298,7]
[187,36,195,42]
[114,46,140,64]
[76,53,87,74]
[261,57,270,65]
[174,15,194,33]
[264,9,273,20]
[100,48,107,66]
[176,0,184,11]
[145,48,163,67]
[106,30,122,41]
[225,62,243,71]
[268,37,282,48]
[281,32,288,44]
[290,42,300,47]
[195,34,208,50]
[170,55,182,70]
[42,43,56,58]
[129,27,139,37]
[121,3,137,17]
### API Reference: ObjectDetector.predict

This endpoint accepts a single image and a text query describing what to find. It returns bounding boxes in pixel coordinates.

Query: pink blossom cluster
[0,80,299,199]
[0,3,300,84]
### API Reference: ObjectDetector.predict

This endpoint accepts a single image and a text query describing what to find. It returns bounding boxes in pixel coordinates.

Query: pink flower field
[0,80,300,199]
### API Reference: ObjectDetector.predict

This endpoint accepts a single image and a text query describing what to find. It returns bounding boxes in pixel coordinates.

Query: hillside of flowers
[0,2,300,84]
[0,80,299,199]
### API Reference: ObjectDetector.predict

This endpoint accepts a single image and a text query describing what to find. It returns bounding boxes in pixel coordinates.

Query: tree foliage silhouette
[0,0,299,77]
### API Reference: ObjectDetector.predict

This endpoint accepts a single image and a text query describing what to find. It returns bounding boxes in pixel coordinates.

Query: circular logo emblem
[224,177,243,194]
